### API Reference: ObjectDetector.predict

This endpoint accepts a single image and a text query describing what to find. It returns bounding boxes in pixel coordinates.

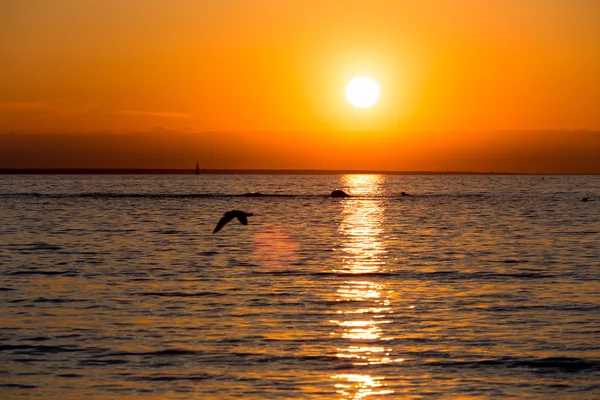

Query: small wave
[0,384,38,389]
[78,359,130,366]
[418,270,558,281]
[0,344,83,354]
[126,374,214,382]
[429,356,600,373]
[32,297,84,303]
[3,243,63,251]
[486,304,599,312]
[252,269,558,281]
[7,269,79,276]
[248,270,394,277]
[21,336,53,342]
[95,348,339,365]
[150,229,185,235]
[313,271,397,278]
[134,291,225,298]
[9,297,83,304]
[57,373,84,378]
[198,251,218,256]
[234,353,339,364]
[97,349,203,358]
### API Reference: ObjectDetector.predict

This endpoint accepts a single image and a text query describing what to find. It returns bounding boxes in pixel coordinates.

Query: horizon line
[1,168,598,175]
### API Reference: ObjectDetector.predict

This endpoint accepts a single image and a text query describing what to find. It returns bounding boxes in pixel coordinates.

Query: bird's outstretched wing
[213,213,235,233]
[213,210,254,233]
[236,214,249,225]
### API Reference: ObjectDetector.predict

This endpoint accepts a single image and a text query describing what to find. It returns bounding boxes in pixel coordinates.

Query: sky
[1,0,599,172]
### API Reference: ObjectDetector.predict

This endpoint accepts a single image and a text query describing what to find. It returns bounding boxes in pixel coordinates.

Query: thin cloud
[118,110,191,119]
[0,101,93,116]
[0,101,46,111]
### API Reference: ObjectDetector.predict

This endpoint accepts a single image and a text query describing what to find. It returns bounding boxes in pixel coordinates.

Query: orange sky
[1,1,599,172]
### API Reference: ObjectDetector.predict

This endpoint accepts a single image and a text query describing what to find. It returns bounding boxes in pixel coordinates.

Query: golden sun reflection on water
[331,175,402,399]
[252,225,298,271]
[332,374,395,399]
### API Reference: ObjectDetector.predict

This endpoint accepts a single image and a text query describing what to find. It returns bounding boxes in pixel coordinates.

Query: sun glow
[346,77,380,108]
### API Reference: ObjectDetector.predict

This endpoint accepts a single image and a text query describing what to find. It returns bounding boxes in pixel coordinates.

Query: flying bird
[212,210,254,233]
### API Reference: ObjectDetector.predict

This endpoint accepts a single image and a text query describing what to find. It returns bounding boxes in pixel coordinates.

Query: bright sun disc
[346,76,380,108]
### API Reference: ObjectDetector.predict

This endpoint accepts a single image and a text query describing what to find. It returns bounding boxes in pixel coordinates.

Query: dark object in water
[401,191,410,196]
[213,210,254,234]
[331,190,350,198]
[581,196,590,202]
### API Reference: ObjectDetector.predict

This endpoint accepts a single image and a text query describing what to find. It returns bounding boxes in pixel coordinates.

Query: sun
[345,76,380,108]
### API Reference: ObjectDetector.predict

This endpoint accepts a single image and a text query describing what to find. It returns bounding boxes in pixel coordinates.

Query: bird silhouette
[212,210,254,233]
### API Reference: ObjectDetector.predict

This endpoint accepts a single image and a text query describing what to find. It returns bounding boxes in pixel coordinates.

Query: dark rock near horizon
[331,190,350,198]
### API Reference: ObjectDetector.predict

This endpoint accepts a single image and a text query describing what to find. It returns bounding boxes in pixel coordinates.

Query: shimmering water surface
[1,174,599,399]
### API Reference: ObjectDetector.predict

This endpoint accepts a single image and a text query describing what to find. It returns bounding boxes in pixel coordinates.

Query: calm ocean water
[1,174,599,399]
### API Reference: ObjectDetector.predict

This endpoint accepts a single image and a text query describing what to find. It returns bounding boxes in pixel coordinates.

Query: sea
[0,174,599,399]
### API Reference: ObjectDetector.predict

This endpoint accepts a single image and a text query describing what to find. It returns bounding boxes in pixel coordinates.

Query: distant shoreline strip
[0,168,536,175]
